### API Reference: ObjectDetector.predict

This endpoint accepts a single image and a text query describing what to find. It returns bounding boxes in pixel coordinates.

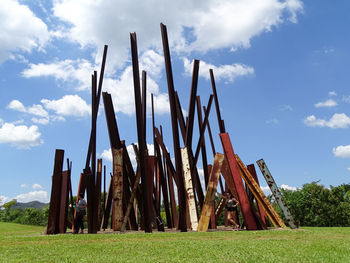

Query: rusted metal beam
[95,159,102,231]
[196,96,209,187]
[130,32,152,233]
[160,23,187,231]
[142,70,147,143]
[84,168,96,233]
[256,159,297,229]
[181,147,198,231]
[192,95,214,171]
[247,164,268,228]
[112,148,123,231]
[175,92,187,139]
[203,106,224,194]
[198,153,224,232]
[85,46,108,170]
[220,133,258,230]
[185,59,200,147]
[154,139,172,228]
[102,91,140,229]
[101,175,113,230]
[46,149,64,235]
[121,154,142,232]
[209,69,225,133]
[103,164,106,227]
[58,170,69,233]
[236,155,286,228]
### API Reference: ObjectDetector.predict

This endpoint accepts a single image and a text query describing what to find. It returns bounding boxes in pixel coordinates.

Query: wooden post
[198,153,224,232]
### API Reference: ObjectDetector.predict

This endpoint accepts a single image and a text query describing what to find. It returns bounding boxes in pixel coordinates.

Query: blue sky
[1,0,350,204]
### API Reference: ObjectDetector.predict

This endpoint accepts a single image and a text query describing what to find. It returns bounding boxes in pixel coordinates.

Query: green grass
[0,223,349,262]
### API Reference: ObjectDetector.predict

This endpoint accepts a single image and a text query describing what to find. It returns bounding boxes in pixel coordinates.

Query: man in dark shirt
[74,193,87,234]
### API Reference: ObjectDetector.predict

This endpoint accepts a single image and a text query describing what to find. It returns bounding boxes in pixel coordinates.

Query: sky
[1,0,350,205]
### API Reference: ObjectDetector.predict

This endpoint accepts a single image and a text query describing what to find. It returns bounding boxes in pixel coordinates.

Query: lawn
[0,222,349,262]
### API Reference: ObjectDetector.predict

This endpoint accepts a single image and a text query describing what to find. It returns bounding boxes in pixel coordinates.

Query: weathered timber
[198,153,224,232]
[235,155,286,228]
[181,147,198,231]
[256,159,297,229]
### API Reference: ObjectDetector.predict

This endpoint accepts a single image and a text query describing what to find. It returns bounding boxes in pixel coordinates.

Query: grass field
[0,222,349,262]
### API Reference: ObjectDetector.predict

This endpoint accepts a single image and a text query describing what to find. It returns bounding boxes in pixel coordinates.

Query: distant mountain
[12,201,49,210]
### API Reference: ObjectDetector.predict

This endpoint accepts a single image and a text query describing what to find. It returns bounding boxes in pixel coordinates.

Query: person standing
[74,193,87,234]
[220,192,240,231]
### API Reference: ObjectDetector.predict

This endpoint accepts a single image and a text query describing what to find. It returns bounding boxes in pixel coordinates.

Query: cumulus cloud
[103,51,170,115]
[280,184,297,191]
[20,184,28,188]
[260,186,271,195]
[8,100,50,124]
[0,0,50,64]
[0,195,10,206]
[101,144,155,170]
[14,190,49,203]
[333,145,350,158]
[41,95,91,117]
[328,91,337,97]
[52,0,303,70]
[304,113,350,129]
[183,58,254,83]
[314,99,337,108]
[0,122,43,148]
[22,59,94,91]
[32,184,43,190]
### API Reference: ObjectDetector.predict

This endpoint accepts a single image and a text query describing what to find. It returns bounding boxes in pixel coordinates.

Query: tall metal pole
[160,23,187,231]
[130,32,152,233]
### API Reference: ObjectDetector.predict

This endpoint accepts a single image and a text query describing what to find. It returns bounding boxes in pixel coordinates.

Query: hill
[11,201,49,210]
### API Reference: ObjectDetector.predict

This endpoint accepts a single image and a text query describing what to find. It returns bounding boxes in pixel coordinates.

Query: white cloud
[183,58,254,83]
[347,167,350,172]
[333,145,350,158]
[22,59,94,91]
[0,122,43,148]
[41,95,91,117]
[0,195,10,206]
[32,183,43,190]
[101,144,155,170]
[8,100,49,118]
[104,54,170,116]
[280,184,297,191]
[100,148,113,163]
[260,186,271,195]
[329,91,337,97]
[314,99,337,108]
[14,190,49,203]
[20,184,28,188]
[0,0,50,64]
[265,118,279,125]
[304,113,350,129]
[52,0,302,70]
